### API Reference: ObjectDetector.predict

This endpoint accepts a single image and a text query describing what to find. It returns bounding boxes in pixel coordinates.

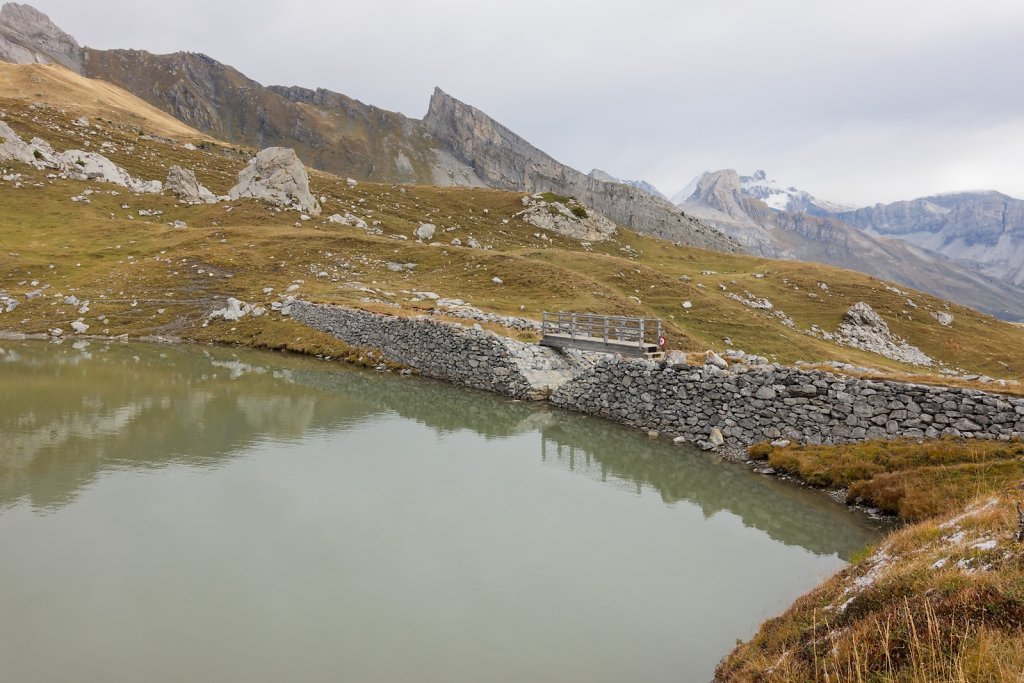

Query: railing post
[603,317,608,344]
[639,318,645,349]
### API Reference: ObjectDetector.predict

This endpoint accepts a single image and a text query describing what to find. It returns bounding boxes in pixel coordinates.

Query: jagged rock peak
[424,88,740,252]
[0,3,82,72]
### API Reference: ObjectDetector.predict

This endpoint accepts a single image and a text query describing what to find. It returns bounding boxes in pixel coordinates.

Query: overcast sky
[26,0,1024,205]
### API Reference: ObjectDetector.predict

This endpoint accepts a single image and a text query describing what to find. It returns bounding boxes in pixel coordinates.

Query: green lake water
[0,340,885,682]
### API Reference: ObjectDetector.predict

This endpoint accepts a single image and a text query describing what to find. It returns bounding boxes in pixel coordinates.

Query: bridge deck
[540,333,663,358]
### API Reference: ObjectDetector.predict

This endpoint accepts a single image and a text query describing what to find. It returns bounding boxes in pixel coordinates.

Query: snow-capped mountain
[673,169,1024,321]
[674,169,857,215]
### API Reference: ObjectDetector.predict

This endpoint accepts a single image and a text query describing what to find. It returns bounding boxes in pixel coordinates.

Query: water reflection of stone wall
[0,342,881,555]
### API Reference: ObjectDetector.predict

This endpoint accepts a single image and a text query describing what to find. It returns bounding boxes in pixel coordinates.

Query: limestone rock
[58,150,162,193]
[0,3,84,73]
[166,165,216,204]
[229,147,321,215]
[705,350,728,369]
[0,119,33,164]
[932,311,954,327]
[837,302,933,367]
[516,194,617,242]
[415,223,436,241]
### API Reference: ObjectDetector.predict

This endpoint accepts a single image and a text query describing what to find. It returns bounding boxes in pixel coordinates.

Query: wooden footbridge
[540,312,665,359]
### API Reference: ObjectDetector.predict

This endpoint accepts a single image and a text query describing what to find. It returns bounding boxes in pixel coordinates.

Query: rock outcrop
[424,88,738,252]
[56,149,162,193]
[0,118,32,163]
[228,147,320,215]
[836,302,933,367]
[166,165,216,204]
[516,194,616,242]
[0,3,82,72]
[2,119,162,192]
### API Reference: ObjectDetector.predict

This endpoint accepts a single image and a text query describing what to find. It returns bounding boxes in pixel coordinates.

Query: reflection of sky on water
[0,340,885,557]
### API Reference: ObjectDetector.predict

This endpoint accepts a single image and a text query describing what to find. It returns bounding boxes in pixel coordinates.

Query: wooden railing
[541,312,662,349]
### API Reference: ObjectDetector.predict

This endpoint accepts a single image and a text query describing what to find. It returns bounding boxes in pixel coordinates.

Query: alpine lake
[0,340,886,682]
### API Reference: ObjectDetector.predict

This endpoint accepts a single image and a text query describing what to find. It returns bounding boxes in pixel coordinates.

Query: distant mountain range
[3,1,1023,318]
[675,170,1024,320]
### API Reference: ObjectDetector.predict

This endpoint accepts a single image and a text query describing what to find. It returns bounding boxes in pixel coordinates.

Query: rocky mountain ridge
[839,192,1024,289]
[0,2,80,72]
[678,169,1024,321]
[0,3,736,252]
[423,88,736,251]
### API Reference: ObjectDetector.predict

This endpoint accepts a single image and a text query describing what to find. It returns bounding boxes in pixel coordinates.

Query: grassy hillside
[717,459,1024,681]
[2,89,1024,390]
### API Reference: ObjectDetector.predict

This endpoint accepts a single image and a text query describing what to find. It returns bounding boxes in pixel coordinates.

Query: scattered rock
[932,311,954,327]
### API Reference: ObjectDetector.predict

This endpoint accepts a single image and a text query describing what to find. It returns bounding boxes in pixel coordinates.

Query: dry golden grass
[751,438,1024,522]
[3,89,1024,389]
[718,489,1024,682]
[0,63,213,141]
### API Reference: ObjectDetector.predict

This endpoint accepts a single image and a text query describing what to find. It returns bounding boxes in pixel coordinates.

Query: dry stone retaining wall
[290,301,573,400]
[292,301,1024,449]
[549,357,1024,447]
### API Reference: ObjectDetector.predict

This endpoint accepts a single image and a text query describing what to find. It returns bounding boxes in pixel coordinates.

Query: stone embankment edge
[290,301,1024,453]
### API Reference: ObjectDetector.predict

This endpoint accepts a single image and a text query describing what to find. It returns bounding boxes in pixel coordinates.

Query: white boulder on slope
[166,165,217,204]
[0,119,34,164]
[228,147,321,215]
[2,119,162,193]
[58,150,162,193]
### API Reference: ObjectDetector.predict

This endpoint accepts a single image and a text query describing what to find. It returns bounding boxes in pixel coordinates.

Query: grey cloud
[25,0,1024,204]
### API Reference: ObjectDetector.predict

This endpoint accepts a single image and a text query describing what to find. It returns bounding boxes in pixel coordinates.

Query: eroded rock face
[166,165,216,204]
[517,194,617,242]
[0,3,83,72]
[424,88,738,252]
[837,302,933,367]
[229,147,320,215]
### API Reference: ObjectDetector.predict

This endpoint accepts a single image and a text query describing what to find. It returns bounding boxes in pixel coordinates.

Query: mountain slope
[0,2,736,252]
[678,170,1024,321]
[0,2,80,72]
[4,93,1024,385]
[840,192,1024,289]
[424,88,737,251]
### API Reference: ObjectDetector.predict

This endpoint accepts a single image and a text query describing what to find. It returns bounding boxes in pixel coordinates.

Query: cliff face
[79,49,478,186]
[840,192,1024,289]
[0,2,81,72]
[680,170,1024,321]
[423,88,739,252]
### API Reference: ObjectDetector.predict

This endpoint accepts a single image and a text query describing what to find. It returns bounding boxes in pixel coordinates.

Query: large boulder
[0,119,34,164]
[228,147,320,215]
[166,165,217,204]
[58,150,162,192]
